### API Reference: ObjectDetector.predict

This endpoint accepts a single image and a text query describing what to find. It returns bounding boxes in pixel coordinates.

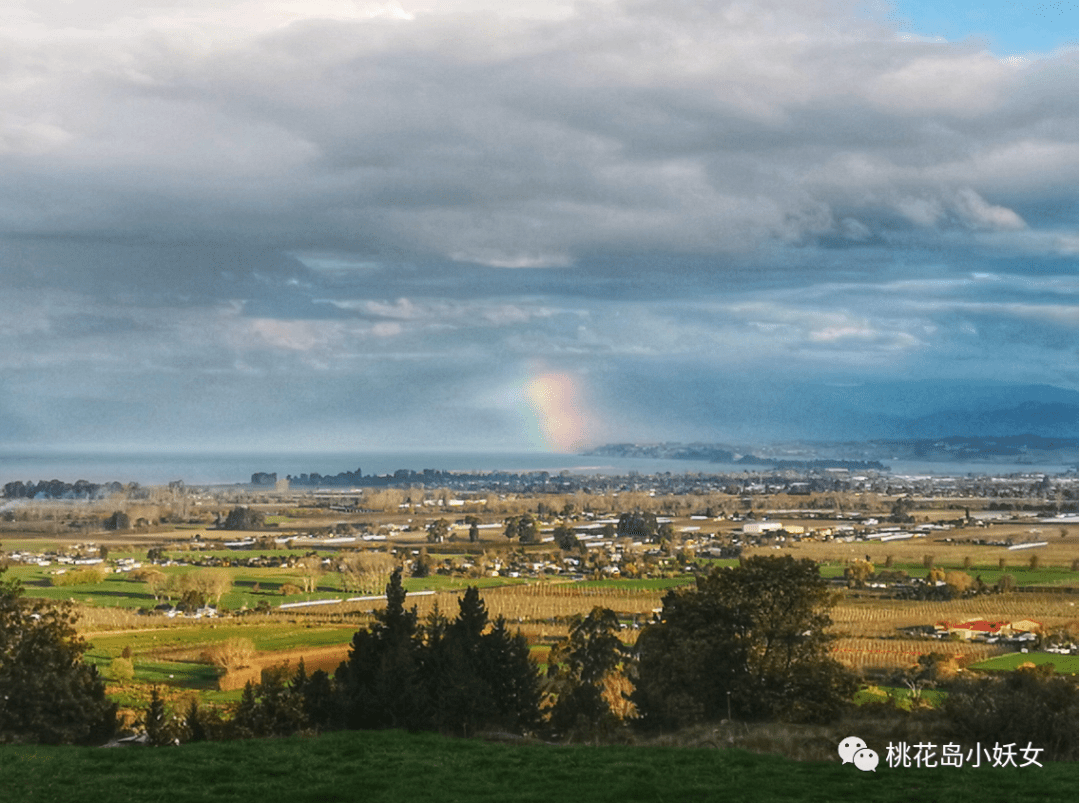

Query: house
[935,618,1043,641]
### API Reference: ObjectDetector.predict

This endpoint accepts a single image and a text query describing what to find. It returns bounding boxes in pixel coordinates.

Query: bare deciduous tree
[207,638,255,672]
[295,555,324,593]
[337,551,394,594]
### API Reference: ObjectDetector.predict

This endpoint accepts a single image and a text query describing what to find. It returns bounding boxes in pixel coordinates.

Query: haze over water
[1,450,1072,488]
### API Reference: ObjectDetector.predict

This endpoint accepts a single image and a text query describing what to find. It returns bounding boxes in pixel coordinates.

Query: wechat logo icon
[839,736,879,772]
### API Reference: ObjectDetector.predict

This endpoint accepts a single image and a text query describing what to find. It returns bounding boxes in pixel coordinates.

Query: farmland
[1,474,1076,714]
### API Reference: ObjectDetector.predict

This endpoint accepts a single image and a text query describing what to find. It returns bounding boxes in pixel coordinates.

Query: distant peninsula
[581,443,887,471]
[584,434,1078,469]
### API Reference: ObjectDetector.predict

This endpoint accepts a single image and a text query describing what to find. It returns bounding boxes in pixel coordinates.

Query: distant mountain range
[589,392,1077,468]
[897,401,1077,440]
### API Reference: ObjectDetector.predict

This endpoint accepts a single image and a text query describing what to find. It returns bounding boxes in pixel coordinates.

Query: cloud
[0,1,1074,454]
[0,0,1071,267]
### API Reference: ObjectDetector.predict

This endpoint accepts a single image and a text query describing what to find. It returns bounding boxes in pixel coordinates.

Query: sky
[0,0,1076,455]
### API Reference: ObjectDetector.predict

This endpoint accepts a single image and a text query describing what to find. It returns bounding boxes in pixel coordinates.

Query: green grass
[819,561,1078,587]
[0,730,1073,803]
[694,558,742,570]
[854,686,947,710]
[969,651,1079,674]
[5,560,531,612]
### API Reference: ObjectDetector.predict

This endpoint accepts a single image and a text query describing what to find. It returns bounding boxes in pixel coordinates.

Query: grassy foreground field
[970,651,1079,674]
[1,730,1074,803]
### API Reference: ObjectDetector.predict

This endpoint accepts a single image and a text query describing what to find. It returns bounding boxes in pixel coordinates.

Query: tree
[426,519,450,544]
[143,686,182,746]
[889,496,914,523]
[336,580,540,736]
[412,548,433,578]
[553,525,579,551]
[944,665,1078,761]
[545,607,632,740]
[177,588,207,613]
[477,615,541,733]
[504,515,539,544]
[229,665,309,739]
[207,638,255,673]
[616,511,659,541]
[104,511,131,531]
[130,566,166,601]
[632,556,855,728]
[0,570,116,744]
[894,652,958,703]
[424,587,540,736]
[184,698,209,742]
[294,555,323,593]
[943,570,974,598]
[337,550,394,594]
[222,506,265,530]
[844,559,874,588]
[199,569,233,606]
[292,660,337,730]
[336,569,423,729]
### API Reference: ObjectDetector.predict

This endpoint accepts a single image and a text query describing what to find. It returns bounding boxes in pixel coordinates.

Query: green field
[818,561,1078,587]
[9,552,1070,617]
[81,621,362,706]
[0,730,1073,803]
[969,651,1079,675]
[3,560,531,612]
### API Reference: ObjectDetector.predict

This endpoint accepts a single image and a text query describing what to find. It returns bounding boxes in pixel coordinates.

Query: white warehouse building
[742,521,785,535]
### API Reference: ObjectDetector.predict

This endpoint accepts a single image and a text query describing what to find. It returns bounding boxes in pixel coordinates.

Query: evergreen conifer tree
[0,570,116,744]
[337,568,424,729]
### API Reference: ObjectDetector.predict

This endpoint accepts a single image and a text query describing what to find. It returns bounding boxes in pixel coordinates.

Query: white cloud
[952,187,1025,231]
[0,0,1070,259]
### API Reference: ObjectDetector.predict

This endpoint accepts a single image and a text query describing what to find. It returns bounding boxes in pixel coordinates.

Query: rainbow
[523,370,594,452]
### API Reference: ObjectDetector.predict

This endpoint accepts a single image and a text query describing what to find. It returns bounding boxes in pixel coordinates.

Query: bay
[0,449,1073,487]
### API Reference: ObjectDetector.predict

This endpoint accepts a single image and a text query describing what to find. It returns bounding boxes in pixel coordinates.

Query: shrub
[50,567,107,587]
[943,571,973,597]
[944,666,1078,761]
[207,638,256,672]
[110,657,135,685]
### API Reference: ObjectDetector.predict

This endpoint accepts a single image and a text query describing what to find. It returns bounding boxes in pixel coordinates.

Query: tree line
[3,479,124,500]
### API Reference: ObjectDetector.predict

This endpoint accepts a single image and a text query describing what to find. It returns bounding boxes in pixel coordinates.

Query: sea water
[0,450,1073,487]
